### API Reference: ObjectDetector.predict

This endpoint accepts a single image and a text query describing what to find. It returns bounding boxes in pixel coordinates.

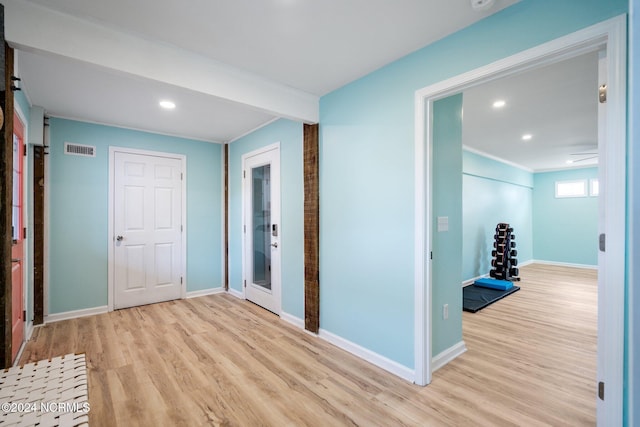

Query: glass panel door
[252,164,271,290]
[243,144,281,314]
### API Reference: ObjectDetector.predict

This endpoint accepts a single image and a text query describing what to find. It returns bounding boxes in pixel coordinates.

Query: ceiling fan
[568,152,598,164]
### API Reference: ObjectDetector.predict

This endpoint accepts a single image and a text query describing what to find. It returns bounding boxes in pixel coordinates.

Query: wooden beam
[303,124,319,333]
[3,1,319,123]
[1,33,15,367]
[33,145,45,325]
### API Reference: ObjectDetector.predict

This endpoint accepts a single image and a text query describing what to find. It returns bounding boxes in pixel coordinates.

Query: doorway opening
[446,49,602,422]
[413,16,626,425]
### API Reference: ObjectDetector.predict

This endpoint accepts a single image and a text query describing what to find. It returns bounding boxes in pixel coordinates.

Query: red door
[11,113,25,362]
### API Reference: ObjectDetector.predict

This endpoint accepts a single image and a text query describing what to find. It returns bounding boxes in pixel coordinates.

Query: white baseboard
[186,287,224,298]
[227,287,244,299]
[280,312,305,329]
[532,259,597,269]
[318,328,415,382]
[25,321,34,341]
[518,259,535,267]
[432,340,467,372]
[45,305,109,324]
[462,274,488,286]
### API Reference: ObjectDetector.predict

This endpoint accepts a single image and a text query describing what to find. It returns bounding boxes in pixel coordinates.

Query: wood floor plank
[19,264,596,426]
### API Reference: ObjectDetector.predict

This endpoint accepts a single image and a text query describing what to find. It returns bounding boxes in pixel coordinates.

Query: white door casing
[414,15,626,425]
[109,148,186,310]
[242,143,281,315]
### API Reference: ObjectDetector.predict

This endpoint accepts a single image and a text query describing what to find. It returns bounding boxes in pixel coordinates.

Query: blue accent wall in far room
[48,118,223,314]
[463,150,533,282]
[533,168,598,266]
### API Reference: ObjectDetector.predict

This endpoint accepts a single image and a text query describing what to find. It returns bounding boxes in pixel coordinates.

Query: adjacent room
[457,50,600,422]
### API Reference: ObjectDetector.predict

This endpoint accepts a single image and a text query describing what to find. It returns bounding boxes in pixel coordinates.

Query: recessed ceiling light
[566,160,574,164]
[159,100,176,110]
[492,100,506,108]
[522,134,533,141]
[471,0,495,11]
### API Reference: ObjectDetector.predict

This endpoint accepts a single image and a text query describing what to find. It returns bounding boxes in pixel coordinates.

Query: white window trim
[590,178,600,196]
[555,179,587,198]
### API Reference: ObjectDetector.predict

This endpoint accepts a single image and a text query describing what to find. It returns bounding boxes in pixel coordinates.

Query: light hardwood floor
[20,264,596,426]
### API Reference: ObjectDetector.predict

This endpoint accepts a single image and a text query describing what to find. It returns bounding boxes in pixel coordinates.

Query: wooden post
[303,124,319,333]
[33,145,45,325]
[1,8,16,366]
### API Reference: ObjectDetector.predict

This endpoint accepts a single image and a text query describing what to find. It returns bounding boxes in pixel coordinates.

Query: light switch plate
[437,216,449,232]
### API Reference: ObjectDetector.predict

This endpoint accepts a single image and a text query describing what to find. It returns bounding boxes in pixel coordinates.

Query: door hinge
[244,280,246,288]
[598,381,605,400]
[243,170,246,179]
[22,310,26,322]
[180,277,183,285]
[599,84,607,103]
[430,251,433,260]
[599,233,606,252]
[180,172,183,180]
[23,145,27,157]
[23,227,27,239]
[181,225,183,232]
[244,225,246,233]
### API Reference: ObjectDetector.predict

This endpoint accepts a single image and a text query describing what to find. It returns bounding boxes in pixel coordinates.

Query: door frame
[413,14,627,422]
[241,142,282,315]
[12,102,28,363]
[107,146,187,311]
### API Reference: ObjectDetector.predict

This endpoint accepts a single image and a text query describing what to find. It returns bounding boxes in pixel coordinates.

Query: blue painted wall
[532,168,598,266]
[34,0,632,413]
[432,95,463,355]
[319,0,626,367]
[463,150,533,281]
[228,119,305,320]
[48,118,222,314]
[15,90,30,120]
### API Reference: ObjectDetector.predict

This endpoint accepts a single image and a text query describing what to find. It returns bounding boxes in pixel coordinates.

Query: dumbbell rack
[490,222,520,282]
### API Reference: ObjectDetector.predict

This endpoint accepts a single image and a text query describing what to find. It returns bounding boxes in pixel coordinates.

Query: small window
[555,180,587,198]
[590,178,599,196]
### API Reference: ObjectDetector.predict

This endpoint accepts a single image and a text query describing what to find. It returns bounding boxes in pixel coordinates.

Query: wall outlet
[443,304,449,320]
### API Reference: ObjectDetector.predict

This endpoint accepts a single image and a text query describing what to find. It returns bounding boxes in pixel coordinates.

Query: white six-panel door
[113,151,183,309]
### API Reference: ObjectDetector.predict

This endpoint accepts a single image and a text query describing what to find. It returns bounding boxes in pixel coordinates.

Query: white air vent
[64,142,96,157]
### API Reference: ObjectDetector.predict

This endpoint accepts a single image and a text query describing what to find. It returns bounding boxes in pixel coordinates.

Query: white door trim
[107,146,187,311]
[414,15,627,424]
[240,142,281,314]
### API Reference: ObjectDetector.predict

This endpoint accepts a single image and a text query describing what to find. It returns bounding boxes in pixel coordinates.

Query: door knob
[116,235,124,241]
[271,242,278,248]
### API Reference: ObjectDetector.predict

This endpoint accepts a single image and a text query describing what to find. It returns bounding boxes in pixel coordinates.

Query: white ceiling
[17,50,276,142]
[462,51,599,171]
[7,0,518,143]
[8,0,598,171]
[19,0,518,95]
